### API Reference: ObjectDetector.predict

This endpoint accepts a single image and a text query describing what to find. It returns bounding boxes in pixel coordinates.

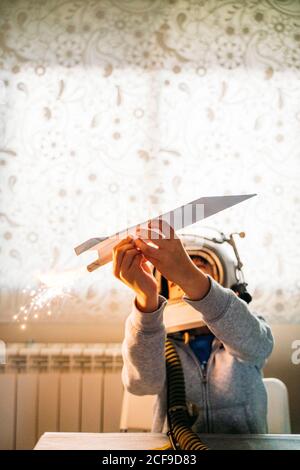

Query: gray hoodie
[121,276,274,434]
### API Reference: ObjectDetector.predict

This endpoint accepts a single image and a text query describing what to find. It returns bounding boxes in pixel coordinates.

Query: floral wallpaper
[0,0,299,328]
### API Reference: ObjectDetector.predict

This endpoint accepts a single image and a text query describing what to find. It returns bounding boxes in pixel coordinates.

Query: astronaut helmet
[158,227,251,334]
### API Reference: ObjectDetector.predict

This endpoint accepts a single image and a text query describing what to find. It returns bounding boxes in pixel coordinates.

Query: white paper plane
[74,194,256,272]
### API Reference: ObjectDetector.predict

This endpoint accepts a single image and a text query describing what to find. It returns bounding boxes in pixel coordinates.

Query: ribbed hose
[165,338,209,451]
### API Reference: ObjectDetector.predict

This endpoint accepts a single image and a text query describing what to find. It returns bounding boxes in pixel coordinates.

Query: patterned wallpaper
[0,0,299,328]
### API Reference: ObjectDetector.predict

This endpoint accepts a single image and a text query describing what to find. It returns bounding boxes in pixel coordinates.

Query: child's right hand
[135,220,210,301]
[113,236,159,313]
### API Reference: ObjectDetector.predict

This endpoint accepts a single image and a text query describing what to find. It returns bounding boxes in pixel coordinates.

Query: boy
[113,221,274,434]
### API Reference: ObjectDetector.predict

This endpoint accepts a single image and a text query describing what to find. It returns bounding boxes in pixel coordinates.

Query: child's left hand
[112,236,159,312]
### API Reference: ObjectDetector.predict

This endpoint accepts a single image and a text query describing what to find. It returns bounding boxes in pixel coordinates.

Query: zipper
[182,340,219,433]
[201,362,207,381]
[202,343,219,433]
[201,361,209,432]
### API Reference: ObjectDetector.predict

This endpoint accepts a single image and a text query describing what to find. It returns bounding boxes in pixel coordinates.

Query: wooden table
[34,432,300,450]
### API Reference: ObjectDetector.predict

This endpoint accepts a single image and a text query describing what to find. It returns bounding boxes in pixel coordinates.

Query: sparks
[13,272,78,329]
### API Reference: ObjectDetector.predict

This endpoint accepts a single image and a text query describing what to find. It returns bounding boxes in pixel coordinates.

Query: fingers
[121,248,141,275]
[135,228,164,245]
[113,235,133,250]
[113,236,135,278]
[130,251,144,270]
[148,219,176,239]
[135,237,160,259]
[140,257,153,275]
[136,223,164,239]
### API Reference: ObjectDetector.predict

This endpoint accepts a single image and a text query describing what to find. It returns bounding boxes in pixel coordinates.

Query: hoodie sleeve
[121,295,167,395]
[183,276,274,368]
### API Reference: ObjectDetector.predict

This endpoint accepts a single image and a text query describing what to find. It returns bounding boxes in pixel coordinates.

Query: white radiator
[0,343,124,450]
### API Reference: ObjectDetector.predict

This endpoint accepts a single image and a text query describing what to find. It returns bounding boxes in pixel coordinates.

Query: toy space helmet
[158,227,252,334]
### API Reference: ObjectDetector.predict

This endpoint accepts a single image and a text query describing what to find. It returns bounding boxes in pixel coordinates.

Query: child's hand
[135,221,210,301]
[113,236,159,313]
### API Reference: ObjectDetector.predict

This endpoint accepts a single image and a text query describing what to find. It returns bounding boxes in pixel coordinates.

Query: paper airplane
[74,194,256,272]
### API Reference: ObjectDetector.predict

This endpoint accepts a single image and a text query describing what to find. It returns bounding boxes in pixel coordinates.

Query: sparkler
[12,284,73,329]
[12,267,87,330]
